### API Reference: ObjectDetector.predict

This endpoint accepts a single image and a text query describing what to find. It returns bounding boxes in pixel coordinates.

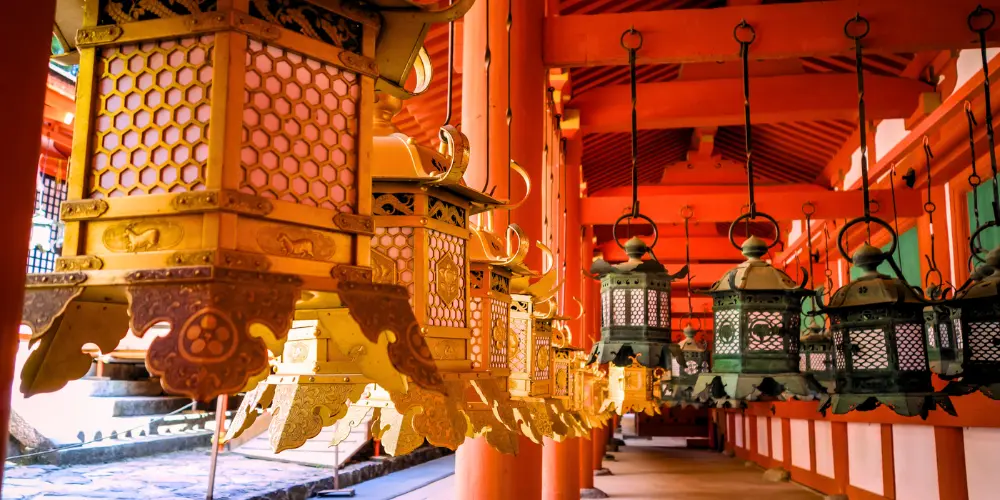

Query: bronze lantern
[664,325,710,406]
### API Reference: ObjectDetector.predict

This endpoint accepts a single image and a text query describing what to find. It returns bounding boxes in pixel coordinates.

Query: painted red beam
[581,188,924,225]
[544,0,1000,68]
[596,237,745,262]
[570,74,932,132]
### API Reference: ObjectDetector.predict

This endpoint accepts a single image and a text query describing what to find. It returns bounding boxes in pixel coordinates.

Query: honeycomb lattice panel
[91,36,213,198]
[371,227,414,298]
[427,230,466,328]
[714,309,740,355]
[601,291,610,328]
[969,322,1000,361]
[534,332,550,381]
[470,297,483,368]
[833,330,846,371]
[658,290,671,327]
[747,311,783,351]
[240,39,358,211]
[927,324,937,349]
[630,289,644,326]
[810,353,828,372]
[938,322,951,348]
[646,289,660,328]
[954,319,964,351]
[612,289,627,325]
[894,323,926,371]
[510,317,528,373]
[799,353,808,372]
[849,328,889,370]
[490,299,510,369]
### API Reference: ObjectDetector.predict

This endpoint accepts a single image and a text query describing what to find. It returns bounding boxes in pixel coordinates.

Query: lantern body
[665,327,709,405]
[694,237,817,402]
[800,329,835,389]
[939,265,1000,397]
[553,346,583,400]
[509,294,553,398]
[924,305,963,377]
[589,237,685,369]
[606,362,662,415]
[821,244,952,417]
[19,0,390,402]
[469,263,512,375]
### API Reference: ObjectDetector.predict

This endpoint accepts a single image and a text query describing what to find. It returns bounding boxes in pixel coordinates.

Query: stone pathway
[3,447,449,500]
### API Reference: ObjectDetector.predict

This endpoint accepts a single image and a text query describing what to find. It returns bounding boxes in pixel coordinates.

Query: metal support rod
[206,394,228,500]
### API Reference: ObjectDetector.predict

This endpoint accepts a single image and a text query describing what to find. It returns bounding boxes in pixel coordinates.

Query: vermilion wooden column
[456,0,545,498]
[543,437,580,499]
[0,0,58,489]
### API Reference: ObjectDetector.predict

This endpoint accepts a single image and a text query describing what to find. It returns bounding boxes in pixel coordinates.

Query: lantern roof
[827,243,925,308]
[468,222,536,277]
[954,246,1000,301]
[703,236,810,295]
[799,325,831,345]
[678,326,707,353]
[371,93,513,212]
[589,237,685,278]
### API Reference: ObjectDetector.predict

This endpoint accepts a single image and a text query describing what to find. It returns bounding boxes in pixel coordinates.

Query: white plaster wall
[735,414,744,448]
[757,417,770,457]
[893,424,939,500]
[964,427,1000,500]
[745,415,751,451]
[790,419,811,471]
[874,118,907,163]
[771,417,784,462]
[953,48,1000,95]
[843,147,862,190]
[847,422,883,496]
[814,420,835,479]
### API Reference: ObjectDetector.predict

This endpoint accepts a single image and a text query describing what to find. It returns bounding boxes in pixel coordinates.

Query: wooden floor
[394,439,821,500]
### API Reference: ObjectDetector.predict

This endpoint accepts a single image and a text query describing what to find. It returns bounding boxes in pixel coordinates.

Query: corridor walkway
[394,440,822,500]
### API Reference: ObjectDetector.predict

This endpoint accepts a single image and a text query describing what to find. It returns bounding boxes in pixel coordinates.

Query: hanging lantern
[604,354,666,416]
[817,15,954,418]
[694,22,820,405]
[665,326,710,406]
[19,0,461,403]
[799,321,836,391]
[929,6,1000,399]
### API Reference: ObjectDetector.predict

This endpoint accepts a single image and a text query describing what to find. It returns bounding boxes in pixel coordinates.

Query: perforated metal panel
[810,353,828,371]
[849,328,889,370]
[427,230,466,328]
[371,227,414,298]
[799,353,808,372]
[954,318,964,351]
[714,309,740,355]
[534,333,550,380]
[969,322,1000,361]
[601,291,610,327]
[927,324,937,349]
[630,289,644,326]
[938,322,950,348]
[646,289,659,328]
[470,297,483,368]
[510,317,528,373]
[490,299,509,369]
[91,36,213,198]
[658,290,670,326]
[833,330,847,371]
[894,323,926,371]
[240,39,357,211]
[612,289,628,325]
[747,311,783,351]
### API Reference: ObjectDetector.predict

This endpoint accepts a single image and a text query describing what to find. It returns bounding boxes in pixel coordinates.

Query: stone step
[72,411,218,443]
[86,396,192,418]
[46,430,216,467]
[65,378,164,398]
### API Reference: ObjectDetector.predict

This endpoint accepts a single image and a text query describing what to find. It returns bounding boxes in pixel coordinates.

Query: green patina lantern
[589,237,687,371]
[799,320,835,391]
[819,240,954,418]
[693,233,821,404]
[924,303,963,378]
[663,325,710,407]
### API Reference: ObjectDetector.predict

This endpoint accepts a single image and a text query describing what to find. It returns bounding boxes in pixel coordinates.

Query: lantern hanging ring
[969,5,996,32]
[844,13,870,39]
[680,205,694,220]
[728,211,781,251]
[733,19,756,44]
[836,216,897,264]
[612,212,658,250]
[801,201,816,217]
[620,27,643,50]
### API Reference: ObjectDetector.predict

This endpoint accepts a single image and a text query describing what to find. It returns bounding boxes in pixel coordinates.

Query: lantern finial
[624,236,648,260]
[852,243,885,277]
[740,236,768,260]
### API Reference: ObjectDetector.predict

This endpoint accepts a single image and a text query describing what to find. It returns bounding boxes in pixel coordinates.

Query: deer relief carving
[278,233,315,259]
[123,223,160,252]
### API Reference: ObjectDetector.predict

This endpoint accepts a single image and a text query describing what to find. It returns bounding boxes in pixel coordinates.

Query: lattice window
[601,291,610,328]
[810,353,829,372]
[938,322,950,348]
[658,290,671,327]
[630,289,645,326]
[684,360,699,375]
[27,173,67,274]
[927,324,937,349]
[427,230,466,328]
[833,330,846,371]
[747,311,783,351]
[509,318,528,373]
[954,319,964,351]
[848,328,889,370]
[91,36,213,198]
[240,39,358,212]
[895,323,926,371]
[612,289,628,325]
[968,322,1000,361]
[470,297,483,369]
[647,289,659,328]
[799,352,808,372]
[714,309,740,355]
[371,227,414,298]
[671,357,681,377]
[490,299,509,369]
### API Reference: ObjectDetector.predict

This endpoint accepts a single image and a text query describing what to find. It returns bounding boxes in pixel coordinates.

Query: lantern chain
[966,102,982,233]
[443,1,454,127]
[889,163,903,272]
[823,225,833,297]
[623,28,642,217]
[681,206,699,330]
[847,14,873,242]
[921,138,944,290]
[736,20,757,219]
[971,6,1000,224]
[507,0,513,197]
[481,0,492,193]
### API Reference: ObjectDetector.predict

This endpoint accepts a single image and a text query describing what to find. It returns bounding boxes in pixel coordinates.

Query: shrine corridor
[395,439,821,500]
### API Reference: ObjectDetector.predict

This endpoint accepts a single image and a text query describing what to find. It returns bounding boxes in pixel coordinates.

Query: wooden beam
[569,74,932,132]
[597,237,745,262]
[544,0,1000,68]
[582,188,925,225]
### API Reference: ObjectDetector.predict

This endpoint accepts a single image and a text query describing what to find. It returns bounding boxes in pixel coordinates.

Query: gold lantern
[22,0,457,403]
[604,354,667,416]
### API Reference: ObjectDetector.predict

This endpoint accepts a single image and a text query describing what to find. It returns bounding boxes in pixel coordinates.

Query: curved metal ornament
[266,382,368,453]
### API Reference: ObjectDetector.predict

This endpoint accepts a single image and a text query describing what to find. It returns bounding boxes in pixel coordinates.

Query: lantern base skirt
[693,373,824,403]
[587,341,671,369]
[819,393,957,419]
[941,370,1000,400]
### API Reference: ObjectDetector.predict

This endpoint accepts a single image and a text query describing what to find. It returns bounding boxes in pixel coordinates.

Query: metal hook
[620,27,643,51]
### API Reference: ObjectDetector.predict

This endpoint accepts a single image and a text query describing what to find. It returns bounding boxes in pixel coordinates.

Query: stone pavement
[3,447,449,500]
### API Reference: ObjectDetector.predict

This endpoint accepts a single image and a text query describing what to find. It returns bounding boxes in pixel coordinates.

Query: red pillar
[542,437,580,500]
[456,435,543,500]
[0,0,58,489]
[579,434,595,488]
